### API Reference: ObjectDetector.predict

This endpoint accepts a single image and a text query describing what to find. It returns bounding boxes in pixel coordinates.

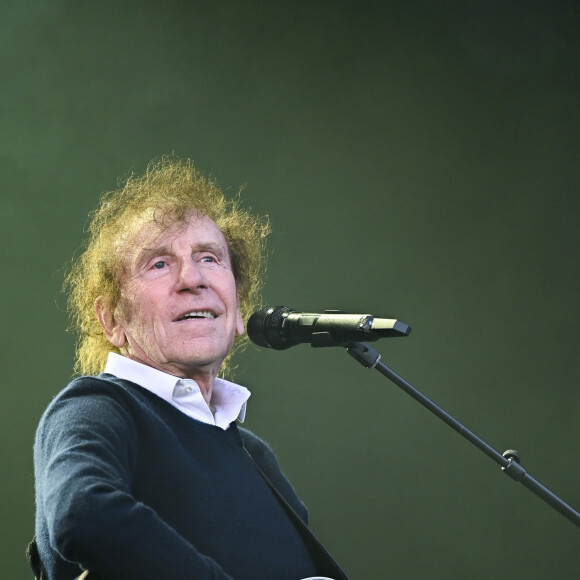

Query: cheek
[117,289,154,336]
[122,280,160,322]
[116,284,139,323]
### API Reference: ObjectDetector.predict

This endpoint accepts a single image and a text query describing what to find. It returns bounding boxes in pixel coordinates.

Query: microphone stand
[314,336,580,528]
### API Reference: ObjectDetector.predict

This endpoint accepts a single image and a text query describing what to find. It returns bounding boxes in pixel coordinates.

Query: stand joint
[502,449,527,481]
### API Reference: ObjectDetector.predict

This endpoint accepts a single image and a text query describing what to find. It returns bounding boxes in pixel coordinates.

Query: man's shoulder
[48,373,136,405]
[237,426,283,477]
[237,426,273,455]
[38,373,156,429]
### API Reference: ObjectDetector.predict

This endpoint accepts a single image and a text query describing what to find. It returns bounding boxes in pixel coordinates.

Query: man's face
[99,213,244,380]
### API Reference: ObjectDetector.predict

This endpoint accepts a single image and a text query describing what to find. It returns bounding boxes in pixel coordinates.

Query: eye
[152,260,166,269]
[201,255,216,263]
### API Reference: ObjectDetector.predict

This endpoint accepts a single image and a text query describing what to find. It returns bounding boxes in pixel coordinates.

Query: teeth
[181,311,216,320]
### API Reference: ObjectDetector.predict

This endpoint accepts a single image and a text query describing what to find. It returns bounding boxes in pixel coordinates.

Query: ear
[235,301,244,337]
[95,296,126,348]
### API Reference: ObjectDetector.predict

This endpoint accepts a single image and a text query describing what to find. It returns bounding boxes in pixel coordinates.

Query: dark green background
[2,1,579,578]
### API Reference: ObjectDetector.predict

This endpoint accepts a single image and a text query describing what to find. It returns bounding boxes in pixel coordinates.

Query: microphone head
[247,306,294,350]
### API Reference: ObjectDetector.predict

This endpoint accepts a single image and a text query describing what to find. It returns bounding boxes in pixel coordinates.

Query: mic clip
[311,331,352,348]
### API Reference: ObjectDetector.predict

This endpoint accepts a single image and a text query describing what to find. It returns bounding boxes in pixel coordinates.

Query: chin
[177,351,228,370]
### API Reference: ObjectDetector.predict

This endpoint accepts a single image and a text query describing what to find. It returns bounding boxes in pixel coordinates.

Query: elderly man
[32,158,345,580]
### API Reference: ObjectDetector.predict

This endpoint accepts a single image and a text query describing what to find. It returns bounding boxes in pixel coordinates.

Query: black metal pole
[346,341,580,529]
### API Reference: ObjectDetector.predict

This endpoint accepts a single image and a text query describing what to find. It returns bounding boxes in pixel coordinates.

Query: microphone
[247,306,411,350]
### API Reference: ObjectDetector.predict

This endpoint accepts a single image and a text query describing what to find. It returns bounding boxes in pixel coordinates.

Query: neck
[188,374,214,406]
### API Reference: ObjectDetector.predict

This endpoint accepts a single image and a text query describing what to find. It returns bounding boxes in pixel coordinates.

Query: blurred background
[2,1,579,578]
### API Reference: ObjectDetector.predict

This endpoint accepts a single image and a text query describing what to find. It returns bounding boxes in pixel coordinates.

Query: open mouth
[176,310,217,321]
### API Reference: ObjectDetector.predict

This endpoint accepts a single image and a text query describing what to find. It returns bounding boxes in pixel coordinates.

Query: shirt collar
[103,352,250,429]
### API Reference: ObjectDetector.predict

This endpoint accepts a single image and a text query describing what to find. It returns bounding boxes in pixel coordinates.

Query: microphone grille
[247,306,291,349]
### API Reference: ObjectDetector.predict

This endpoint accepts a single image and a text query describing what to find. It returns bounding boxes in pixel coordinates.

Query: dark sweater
[34,374,319,580]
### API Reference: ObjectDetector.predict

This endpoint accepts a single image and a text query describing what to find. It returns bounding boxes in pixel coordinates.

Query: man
[32,158,344,580]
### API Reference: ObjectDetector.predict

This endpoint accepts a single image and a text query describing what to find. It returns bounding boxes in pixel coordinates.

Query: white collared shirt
[103,352,251,430]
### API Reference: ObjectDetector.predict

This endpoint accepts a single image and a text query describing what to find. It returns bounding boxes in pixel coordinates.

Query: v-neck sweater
[34,374,318,580]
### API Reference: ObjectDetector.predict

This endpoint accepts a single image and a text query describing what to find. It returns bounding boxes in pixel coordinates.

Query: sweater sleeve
[34,378,236,580]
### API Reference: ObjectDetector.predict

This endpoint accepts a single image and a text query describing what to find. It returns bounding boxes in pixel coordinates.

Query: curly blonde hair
[65,156,270,377]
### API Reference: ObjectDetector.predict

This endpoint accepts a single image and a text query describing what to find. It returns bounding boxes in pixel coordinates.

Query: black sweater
[34,374,319,580]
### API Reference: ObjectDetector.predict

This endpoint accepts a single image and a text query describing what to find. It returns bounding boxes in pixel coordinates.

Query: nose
[176,258,208,292]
